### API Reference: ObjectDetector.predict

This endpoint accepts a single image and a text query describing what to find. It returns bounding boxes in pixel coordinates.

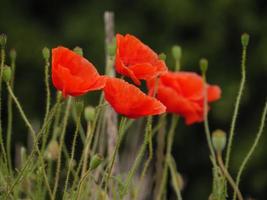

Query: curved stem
[217,152,243,200]
[134,116,153,200]
[63,106,82,199]
[6,51,16,174]
[157,115,179,200]
[225,45,247,169]
[44,58,51,124]
[52,97,72,200]
[233,101,267,200]
[104,117,127,191]
[6,82,53,198]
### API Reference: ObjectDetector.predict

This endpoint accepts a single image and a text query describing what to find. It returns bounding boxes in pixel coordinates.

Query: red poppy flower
[104,77,166,118]
[147,72,221,125]
[52,46,106,97]
[115,34,167,85]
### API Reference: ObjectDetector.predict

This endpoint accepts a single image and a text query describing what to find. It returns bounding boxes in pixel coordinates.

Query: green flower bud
[241,33,250,47]
[199,58,208,74]
[0,33,7,48]
[10,49,17,60]
[42,47,50,60]
[159,53,167,61]
[84,106,96,122]
[2,65,12,82]
[74,101,84,116]
[212,129,227,153]
[172,45,182,61]
[89,154,103,170]
[45,140,59,160]
[73,46,83,56]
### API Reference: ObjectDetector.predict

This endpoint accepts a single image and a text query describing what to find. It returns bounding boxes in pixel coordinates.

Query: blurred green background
[1,0,267,199]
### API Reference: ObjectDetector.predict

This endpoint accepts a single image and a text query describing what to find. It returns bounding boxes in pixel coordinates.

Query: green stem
[104,117,127,191]
[63,106,82,199]
[157,115,179,200]
[120,116,153,198]
[0,47,7,166]
[6,50,16,174]
[6,82,53,198]
[134,116,153,200]
[44,57,51,124]
[52,97,72,200]
[233,101,267,200]
[225,45,247,169]
[81,122,92,177]
[168,155,182,200]
[217,152,243,200]
[5,100,60,199]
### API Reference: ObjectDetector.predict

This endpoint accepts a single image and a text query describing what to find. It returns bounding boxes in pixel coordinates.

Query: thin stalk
[168,155,182,200]
[120,116,153,198]
[81,122,92,176]
[43,54,51,124]
[153,114,167,199]
[225,44,247,169]
[6,82,53,198]
[5,101,60,199]
[217,152,243,200]
[233,101,267,200]
[134,116,153,200]
[63,106,82,199]
[104,117,127,191]
[6,50,16,173]
[157,115,179,200]
[0,47,7,165]
[52,97,72,200]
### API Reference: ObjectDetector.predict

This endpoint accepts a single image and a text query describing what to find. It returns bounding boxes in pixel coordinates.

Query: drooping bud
[2,65,12,82]
[199,58,208,74]
[89,154,103,170]
[172,45,182,61]
[44,140,60,160]
[73,46,83,56]
[159,53,167,61]
[241,33,250,47]
[42,47,50,60]
[212,129,227,153]
[10,49,17,60]
[84,106,96,122]
[0,34,7,48]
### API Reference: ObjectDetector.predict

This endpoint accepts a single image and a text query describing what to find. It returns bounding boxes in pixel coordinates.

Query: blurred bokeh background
[1,0,267,199]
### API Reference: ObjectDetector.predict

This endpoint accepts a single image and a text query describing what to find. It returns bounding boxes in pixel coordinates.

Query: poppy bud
[44,140,59,160]
[84,106,96,122]
[89,154,103,170]
[0,33,7,48]
[172,45,182,61]
[107,38,116,56]
[74,100,84,116]
[10,49,16,60]
[212,129,226,153]
[199,58,208,74]
[241,33,250,47]
[2,65,12,82]
[159,53,167,61]
[42,47,50,60]
[73,46,83,56]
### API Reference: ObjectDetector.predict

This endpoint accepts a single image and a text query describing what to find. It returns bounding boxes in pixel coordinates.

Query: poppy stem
[233,101,267,200]
[104,116,127,192]
[216,152,243,200]
[5,103,59,199]
[133,116,153,200]
[63,102,83,199]
[6,49,16,175]
[5,82,59,199]
[225,35,248,169]
[52,97,72,200]
[0,45,8,167]
[153,114,167,199]
[157,115,179,200]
